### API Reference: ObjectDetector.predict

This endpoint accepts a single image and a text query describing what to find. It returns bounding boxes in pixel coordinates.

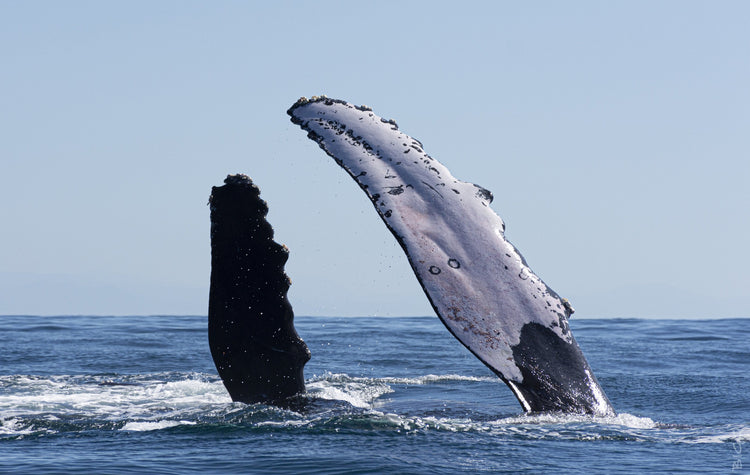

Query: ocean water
[0,315,747,474]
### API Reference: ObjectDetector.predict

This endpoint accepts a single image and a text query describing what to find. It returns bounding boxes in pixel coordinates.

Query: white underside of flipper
[289,97,577,385]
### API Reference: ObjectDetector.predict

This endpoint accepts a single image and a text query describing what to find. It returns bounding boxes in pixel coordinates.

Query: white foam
[611,412,659,430]
[0,417,39,437]
[492,411,658,429]
[681,426,750,444]
[0,373,231,421]
[255,419,312,429]
[304,372,492,409]
[378,413,484,433]
[310,372,491,385]
[306,373,393,409]
[7,371,742,446]
[380,374,494,385]
[120,420,196,432]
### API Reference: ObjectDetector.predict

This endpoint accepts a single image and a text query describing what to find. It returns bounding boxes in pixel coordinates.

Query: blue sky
[1,1,748,317]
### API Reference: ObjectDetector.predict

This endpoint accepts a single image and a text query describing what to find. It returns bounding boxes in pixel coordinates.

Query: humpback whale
[288,96,614,415]
[208,174,310,404]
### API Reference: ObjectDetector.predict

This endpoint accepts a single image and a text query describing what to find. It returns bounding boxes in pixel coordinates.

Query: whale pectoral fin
[208,174,310,405]
[508,322,610,414]
[289,97,614,415]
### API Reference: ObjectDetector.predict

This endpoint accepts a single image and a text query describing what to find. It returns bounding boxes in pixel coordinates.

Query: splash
[121,420,196,432]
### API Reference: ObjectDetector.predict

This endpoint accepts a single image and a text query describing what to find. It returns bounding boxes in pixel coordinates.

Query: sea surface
[0,315,747,474]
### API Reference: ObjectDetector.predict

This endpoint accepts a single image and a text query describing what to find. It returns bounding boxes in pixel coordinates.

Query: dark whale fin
[289,97,614,415]
[208,174,310,404]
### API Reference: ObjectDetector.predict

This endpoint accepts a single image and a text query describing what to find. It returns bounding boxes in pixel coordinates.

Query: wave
[679,426,750,444]
[305,372,494,409]
[121,420,197,432]
[0,371,745,447]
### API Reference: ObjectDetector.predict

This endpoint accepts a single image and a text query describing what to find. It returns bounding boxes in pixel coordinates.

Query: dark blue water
[1,316,747,474]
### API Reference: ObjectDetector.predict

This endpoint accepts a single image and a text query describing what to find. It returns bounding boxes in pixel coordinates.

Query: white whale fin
[289,97,614,415]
